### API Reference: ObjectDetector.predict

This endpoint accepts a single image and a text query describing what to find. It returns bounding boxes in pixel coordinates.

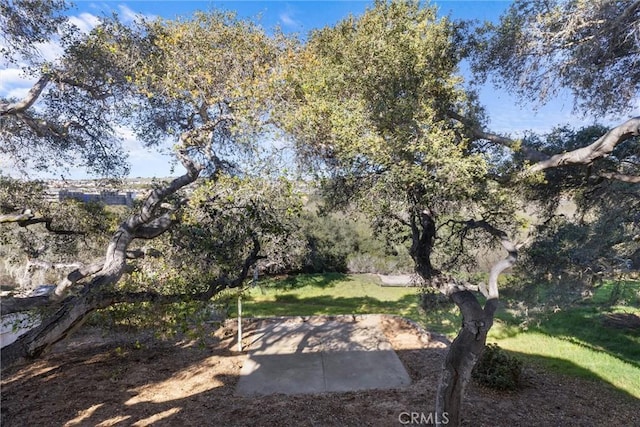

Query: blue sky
[1,1,635,178]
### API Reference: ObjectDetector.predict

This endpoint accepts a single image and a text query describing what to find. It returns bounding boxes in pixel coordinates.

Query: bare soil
[1,315,638,426]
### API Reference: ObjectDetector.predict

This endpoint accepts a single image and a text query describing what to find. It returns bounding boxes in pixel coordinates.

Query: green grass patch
[491,279,640,399]
[489,325,640,399]
[230,273,424,324]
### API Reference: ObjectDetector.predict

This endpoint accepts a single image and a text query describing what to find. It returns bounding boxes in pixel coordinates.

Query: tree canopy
[0,4,296,367]
[471,0,640,115]
[277,0,519,284]
[1,1,638,426]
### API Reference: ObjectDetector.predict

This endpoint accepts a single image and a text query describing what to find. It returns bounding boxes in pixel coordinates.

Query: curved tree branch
[0,211,85,235]
[133,213,174,239]
[598,172,640,184]
[435,222,518,426]
[450,112,640,182]
[452,219,518,300]
[0,295,56,315]
[0,75,51,115]
[52,261,104,301]
[447,110,549,162]
[0,212,35,223]
[530,116,640,172]
[0,140,207,366]
[0,226,263,368]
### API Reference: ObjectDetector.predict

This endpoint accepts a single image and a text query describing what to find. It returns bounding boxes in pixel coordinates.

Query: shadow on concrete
[235,316,411,396]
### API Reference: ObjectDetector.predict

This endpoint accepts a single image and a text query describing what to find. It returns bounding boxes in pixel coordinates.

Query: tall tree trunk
[410,209,517,426]
[434,235,516,427]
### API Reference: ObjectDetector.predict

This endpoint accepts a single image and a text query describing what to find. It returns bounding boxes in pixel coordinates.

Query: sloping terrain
[1,315,638,426]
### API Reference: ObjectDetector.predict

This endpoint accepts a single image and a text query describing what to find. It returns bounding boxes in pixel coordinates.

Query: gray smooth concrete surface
[235,316,411,396]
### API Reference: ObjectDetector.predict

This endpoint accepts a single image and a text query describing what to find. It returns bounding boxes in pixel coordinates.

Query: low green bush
[472,343,523,390]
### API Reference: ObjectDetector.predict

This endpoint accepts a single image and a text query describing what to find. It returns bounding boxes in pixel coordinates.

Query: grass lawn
[490,280,640,399]
[489,326,640,399]
[227,273,640,399]
[231,272,423,323]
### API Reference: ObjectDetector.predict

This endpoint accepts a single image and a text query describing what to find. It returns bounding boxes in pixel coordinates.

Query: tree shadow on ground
[1,337,242,427]
[526,308,640,369]
[0,318,447,427]
[260,272,350,291]
[238,293,422,321]
[505,350,640,402]
[2,320,639,427]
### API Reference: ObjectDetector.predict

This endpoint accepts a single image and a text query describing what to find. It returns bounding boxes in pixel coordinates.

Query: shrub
[472,343,523,390]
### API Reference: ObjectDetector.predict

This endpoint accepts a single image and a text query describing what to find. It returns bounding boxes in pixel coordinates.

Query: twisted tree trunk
[436,232,517,426]
[410,209,518,426]
[1,268,125,366]
[1,157,201,368]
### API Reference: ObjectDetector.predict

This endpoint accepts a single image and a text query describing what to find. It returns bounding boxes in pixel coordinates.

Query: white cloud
[68,12,101,34]
[0,68,34,93]
[279,12,298,27]
[0,68,38,100]
[0,10,103,100]
[118,5,157,24]
[279,6,302,29]
[4,87,31,101]
[118,5,139,22]
[32,39,66,62]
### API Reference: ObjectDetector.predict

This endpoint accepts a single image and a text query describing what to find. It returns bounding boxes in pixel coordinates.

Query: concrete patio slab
[235,316,411,396]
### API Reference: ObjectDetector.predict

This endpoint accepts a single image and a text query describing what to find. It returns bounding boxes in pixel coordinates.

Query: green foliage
[520,125,639,210]
[1,6,136,176]
[504,123,640,286]
[0,0,69,62]
[293,206,408,274]
[282,0,483,195]
[519,196,639,287]
[117,175,303,296]
[89,298,223,343]
[0,176,124,287]
[128,11,289,155]
[472,343,523,390]
[275,0,521,277]
[299,211,358,273]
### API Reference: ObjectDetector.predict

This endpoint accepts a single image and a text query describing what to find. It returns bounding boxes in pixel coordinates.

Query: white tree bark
[450,112,640,183]
[529,116,640,172]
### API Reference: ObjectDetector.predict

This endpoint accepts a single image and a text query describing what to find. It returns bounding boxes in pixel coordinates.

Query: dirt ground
[1,315,639,426]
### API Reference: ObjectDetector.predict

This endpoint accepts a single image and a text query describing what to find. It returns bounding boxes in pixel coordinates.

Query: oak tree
[277,1,639,425]
[1,5,293,366]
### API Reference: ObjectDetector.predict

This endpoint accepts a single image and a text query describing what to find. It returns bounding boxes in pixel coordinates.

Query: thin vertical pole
[237,294,242,352]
